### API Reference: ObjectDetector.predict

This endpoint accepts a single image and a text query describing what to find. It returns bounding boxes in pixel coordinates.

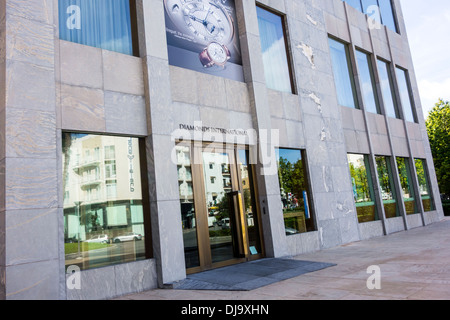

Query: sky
[400,0,450,118]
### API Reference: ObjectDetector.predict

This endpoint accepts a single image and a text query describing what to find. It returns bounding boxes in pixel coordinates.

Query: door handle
[236,192,249,257]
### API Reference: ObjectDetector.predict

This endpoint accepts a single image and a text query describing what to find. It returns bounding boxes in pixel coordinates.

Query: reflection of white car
[285,228,299,235]
[113,232,142,243]
[85,235,109,244]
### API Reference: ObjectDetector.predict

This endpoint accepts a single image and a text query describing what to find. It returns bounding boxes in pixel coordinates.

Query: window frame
[343,0,399,33]
[58,0,139,57]
[62,132,152,272]
[395,66,418,123]
[329,37,360,110]
[347,153,380,223]
[355,48,381,114]
[377,58,401,119]
[256,3,297,94]
[275,147,316,235]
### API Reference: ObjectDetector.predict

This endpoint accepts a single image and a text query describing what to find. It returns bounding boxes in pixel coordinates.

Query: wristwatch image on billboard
[164,0,244,81]
[199,42,231,68]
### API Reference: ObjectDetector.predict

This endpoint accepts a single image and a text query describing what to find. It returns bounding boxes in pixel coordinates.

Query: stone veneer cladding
[0,0,444,299]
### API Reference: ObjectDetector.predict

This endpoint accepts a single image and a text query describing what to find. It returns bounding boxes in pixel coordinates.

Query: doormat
[170,258,336,291]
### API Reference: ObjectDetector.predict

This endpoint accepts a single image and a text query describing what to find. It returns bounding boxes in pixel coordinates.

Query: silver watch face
[164,0,234,45]
[207,42,228,64]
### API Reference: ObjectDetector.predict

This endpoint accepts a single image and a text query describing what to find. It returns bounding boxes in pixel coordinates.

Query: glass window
[276,148,315,235]
[238,150,262,255]
[375,156,400,218]
[396,67,417,123]
[348,154,378,223]
[377,59,399,118]
[63,133,148,271]
[256,6,293,93]
[59,0,135,56]
[415,159,435,212]
[396,157,418,215]
[343,0,398,33]
[329,38,359,109]
[176,145,199,269]
[378,0,398,32]
[355,50,380,114]
[361,0,382,26]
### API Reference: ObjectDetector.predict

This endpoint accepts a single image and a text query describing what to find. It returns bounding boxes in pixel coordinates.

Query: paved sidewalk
[117,217,450,300]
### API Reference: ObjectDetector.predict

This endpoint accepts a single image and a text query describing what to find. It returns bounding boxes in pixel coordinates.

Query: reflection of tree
[277,157,305,202]
[376,157,390,191]
[216,194,230,221]
[414,159,426,189]
[349,161,370,202]
[396,158,410,195]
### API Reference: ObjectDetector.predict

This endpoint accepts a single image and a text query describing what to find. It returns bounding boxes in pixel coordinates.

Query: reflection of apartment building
[63,135,144,241]
[0,0,444,300]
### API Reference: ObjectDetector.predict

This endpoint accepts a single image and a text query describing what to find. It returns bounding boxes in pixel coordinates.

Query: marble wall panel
[103,50,145,96]
[5,13,54,68]
[5,259,59,300]
[60,84,105,132]
[5,157,57,210]
[5,108,56,158]
[5,60,55,111]
[59,41,103,89]
[104,91,147,136]
[5,208,58,266]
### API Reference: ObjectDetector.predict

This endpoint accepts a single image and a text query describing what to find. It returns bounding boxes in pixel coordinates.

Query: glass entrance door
[176,142,264,273]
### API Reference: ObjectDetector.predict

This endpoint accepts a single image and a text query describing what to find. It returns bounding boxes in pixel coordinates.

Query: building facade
[0,0,444,300]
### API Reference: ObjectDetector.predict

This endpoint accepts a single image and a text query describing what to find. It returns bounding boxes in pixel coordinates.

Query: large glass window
[396,67,417,123]
[63,133,148,271]
[377,59,399,118]
[256,6,293,93]
[59,0,136,56]
[377,0,398,32]
[361,0,382,25]
[355,50,380,114]
[343,0,398,32]
[375,156,400,218]
[276,148,315,235]
[396,157,418,215]
[415,159,435,212]
[329,38,359,109]
[348,154,378,223]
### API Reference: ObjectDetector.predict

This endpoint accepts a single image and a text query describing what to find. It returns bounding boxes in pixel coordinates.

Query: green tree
[426,99,450,194]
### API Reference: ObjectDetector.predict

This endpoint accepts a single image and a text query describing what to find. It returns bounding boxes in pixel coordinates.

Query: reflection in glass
[375,156,400,218]
[63,133,146,271]
[356,50,380,114]
[176,145,200,269]
[238,150,262,255]
[377,60,399,118]
[378,0,398,32]
[415,159,435,212]
[58,0,134,55]
[202,151,235,264]
[396,157,417,215]
[348,154,378,223]
[257,6,293,93]
[329,38,358,109]
[396,68,416,123]
[276,148,315,235]
[361,0,381,25]
[344,0,397,32]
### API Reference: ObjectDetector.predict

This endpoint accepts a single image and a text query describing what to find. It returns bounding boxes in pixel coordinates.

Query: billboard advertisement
[164,0,244,81]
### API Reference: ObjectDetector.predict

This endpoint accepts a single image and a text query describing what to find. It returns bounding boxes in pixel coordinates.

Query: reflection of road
[65,240,146,269]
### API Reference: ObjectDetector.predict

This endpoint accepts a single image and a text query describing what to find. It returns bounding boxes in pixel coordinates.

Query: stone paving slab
[116,217,450,300]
